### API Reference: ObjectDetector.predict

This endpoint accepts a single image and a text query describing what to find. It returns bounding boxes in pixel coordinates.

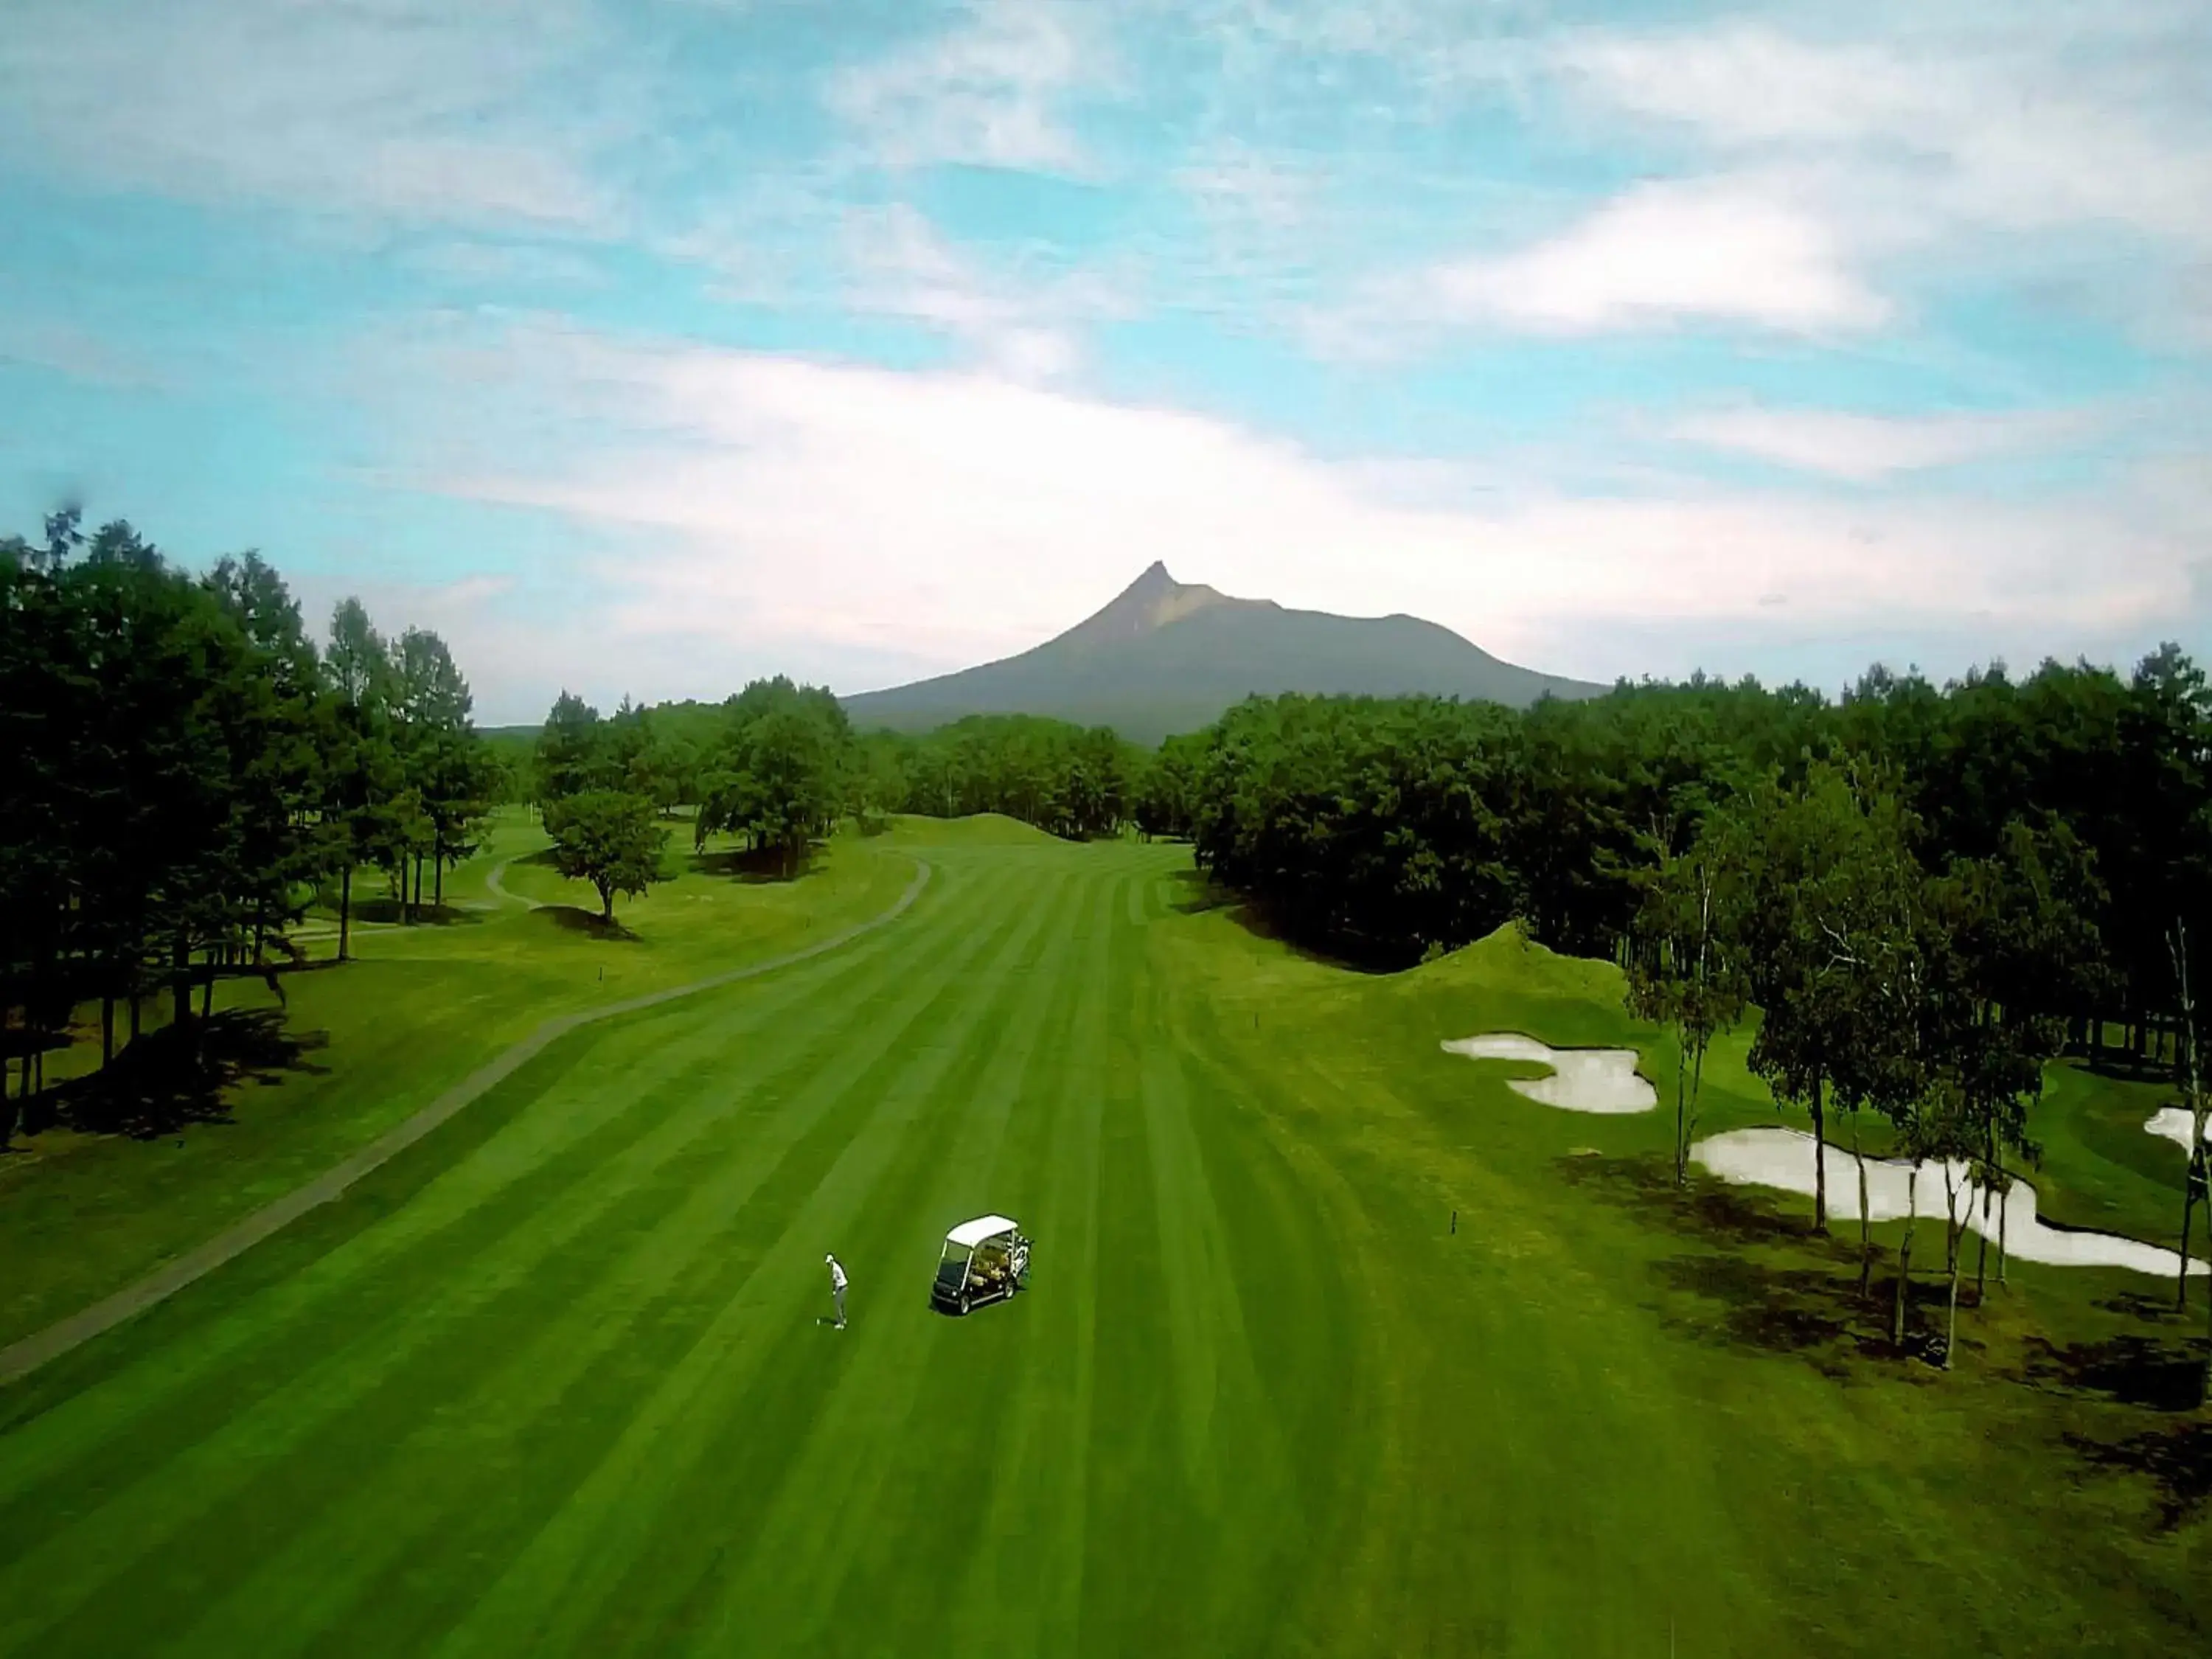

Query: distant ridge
[839,563,1607,744]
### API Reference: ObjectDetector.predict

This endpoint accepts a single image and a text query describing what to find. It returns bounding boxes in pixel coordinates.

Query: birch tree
[1626,838,1750,1183]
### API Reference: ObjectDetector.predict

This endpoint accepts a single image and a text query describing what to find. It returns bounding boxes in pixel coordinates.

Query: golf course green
[0,816,2202,1656]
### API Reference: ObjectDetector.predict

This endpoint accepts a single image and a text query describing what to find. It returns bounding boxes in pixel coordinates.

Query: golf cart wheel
[957,1290,971,1315]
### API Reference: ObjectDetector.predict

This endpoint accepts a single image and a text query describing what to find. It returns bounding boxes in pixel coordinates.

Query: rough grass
[0,827,2205,1655]
[0,810,920,1347]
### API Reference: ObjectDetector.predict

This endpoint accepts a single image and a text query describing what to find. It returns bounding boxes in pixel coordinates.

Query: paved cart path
[482,858,545,910]
[0,860,931,1388]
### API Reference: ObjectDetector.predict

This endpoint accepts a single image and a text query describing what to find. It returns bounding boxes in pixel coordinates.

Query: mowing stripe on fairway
[0,874,1020,1654]
[608,866,1104,1653]
[0,860,1004,1472]
[2,832,2201,1657]
[942,869,1124,1651]
[0,858,1034,1657]
[0,858,934,1391]
[139,866,1051,1658]
[423,862,1085,1658]
[0,862,955,1466]
[0,855,1000,1512]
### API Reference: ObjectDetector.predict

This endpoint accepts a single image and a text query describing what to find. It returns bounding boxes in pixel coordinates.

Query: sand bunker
[1693,1127,2205,1279]
[1441,1034,1658,1114]
[2146,1107,2212,1152]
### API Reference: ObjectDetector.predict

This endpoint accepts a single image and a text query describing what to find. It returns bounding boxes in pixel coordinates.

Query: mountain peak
[1070,563,1256,647]
[1113,560,1186,613]
[839,562,1607,742]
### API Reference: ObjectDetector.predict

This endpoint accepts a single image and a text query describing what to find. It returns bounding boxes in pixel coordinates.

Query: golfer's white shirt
[829,1261,848,1291]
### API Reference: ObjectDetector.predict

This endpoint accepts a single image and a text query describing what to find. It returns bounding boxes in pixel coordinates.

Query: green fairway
[0,822,2203,1655]
[0,810,921,1349]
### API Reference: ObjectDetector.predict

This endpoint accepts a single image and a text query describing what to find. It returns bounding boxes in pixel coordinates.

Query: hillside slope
[841,563,1606,742]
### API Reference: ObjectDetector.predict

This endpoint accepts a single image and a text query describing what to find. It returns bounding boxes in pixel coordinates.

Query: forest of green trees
[13,495,2211,1348]
[858,716,1143,841]
[0,512,499,1145]
[524,692,1147,877]
[1172,654,2208,1023]
[1159,652,2212,1366]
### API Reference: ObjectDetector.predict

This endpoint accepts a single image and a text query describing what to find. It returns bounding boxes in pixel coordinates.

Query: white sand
[1441,1034,1658,1114]
[1692,1127,2206,1279]
[2146,1107,2212,1152]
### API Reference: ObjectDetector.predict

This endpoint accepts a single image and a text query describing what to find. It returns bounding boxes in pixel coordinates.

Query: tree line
[857,716,1143,841]
[1630,757,2108,1368]
[1180,653,2208,1029]
[0,512,498,1146]
[527,679,855,919]
[526,694,1146,908]
[1174,648,2212,1372]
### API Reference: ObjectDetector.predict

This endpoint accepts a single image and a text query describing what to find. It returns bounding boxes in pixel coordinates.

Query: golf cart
[931,1214,1031,1315]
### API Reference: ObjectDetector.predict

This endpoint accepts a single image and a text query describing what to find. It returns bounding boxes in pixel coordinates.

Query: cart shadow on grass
[925,1293,1026,1320]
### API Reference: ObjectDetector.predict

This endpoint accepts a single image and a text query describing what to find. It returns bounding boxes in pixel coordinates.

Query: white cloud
[1670,403,2105,482]
[1551,20,2212,260]
[1555,27,1932,151]
[1322,178,1890,352]
[826,1,1103,174]
[838,205,1132,380]
[1440,180,1888,335]
[395,321,2205,699]
[1260,7,2212,352]
[0,0,631,232]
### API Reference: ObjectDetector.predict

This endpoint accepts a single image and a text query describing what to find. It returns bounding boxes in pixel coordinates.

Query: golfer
[825,1252,849,1329]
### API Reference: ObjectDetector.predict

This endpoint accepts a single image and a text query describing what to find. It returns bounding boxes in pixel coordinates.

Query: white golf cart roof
[945,1214,1020,1249]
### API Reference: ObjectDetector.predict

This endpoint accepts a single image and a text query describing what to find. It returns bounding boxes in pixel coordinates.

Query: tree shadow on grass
[1651,1248,1970,1377]
[1646,1253,1918,1380]
[1557,1152,1950,1377]
[52,1009,330,1139]
[1165,874,1400,974]
[2020,1332,2209,1411]
[2081,1051,2174,1085]
[344,898,488,928]
[2069,1422,2212,1529]
[538,906,641,942]
[1556,1151,1826,1250]
[2030,1290,2212,1527]
[1164,869,1229,916]
[689,844,805,885]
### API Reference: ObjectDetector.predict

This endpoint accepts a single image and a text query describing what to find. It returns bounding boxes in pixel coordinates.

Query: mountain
[839,563,1608,745]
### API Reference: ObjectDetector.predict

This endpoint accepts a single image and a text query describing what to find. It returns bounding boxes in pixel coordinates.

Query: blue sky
[1,0,2208,723]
